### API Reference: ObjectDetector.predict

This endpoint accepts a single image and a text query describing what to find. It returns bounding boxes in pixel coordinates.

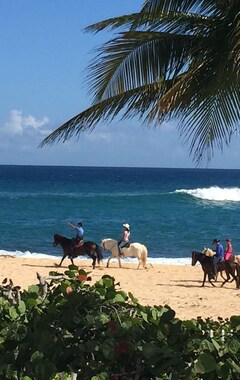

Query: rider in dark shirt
[212,239,224,276]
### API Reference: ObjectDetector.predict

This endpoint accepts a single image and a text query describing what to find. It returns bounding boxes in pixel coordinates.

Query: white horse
[101,238,148,269]
[202,247,216,257]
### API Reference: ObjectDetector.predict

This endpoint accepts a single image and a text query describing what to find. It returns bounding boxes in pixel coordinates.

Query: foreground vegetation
[0,266,240,379]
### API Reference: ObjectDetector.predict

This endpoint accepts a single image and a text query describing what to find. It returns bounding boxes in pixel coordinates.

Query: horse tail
[141,245,148,268]
[96,244,103,264]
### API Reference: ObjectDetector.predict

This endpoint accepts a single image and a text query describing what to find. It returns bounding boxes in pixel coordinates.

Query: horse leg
[208,273,216,287]
[118,257,122,268]
[137,257,144,269]
[220,270,227,281]
[223,264,239,288]
[221,272,230,287]
[106,256,112,268]
[201,272,207,287]
[106,254,121,268]
[235,264,240,289]
[87,253,96,269]
[229,267,239,288]
[59,254,67,267]
[229,265,239,286]
[136,255,144,269]
[204,272,215,287]
[140,256,147,269]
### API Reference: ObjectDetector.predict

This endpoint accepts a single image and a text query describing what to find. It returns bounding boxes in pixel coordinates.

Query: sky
[0,0,239,169]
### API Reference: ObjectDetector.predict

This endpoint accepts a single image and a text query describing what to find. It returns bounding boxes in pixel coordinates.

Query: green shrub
[0,266,240,379]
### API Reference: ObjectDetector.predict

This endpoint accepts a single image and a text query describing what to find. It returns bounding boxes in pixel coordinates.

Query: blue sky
[0,0,239,169]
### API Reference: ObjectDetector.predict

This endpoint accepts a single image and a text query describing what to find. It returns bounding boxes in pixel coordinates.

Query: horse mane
[54,234,71,242]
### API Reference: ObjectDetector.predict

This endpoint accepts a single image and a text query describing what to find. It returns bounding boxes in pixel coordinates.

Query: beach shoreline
[0,256,239,321]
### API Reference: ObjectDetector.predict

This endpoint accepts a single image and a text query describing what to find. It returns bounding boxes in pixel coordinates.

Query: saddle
[71,237,84,249]
[118,242,130,256]
[74,240,84,248]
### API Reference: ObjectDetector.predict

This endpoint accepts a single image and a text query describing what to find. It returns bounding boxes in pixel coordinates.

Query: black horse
[192,251,240,288]
[53,234,103,268]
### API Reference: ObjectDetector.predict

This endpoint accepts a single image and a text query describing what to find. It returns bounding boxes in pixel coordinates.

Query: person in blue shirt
[67,221,84,246]
[212,239,224,276]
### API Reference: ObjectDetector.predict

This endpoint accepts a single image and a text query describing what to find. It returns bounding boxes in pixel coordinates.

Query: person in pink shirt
[118,223,131,256]
[224,238,233,261]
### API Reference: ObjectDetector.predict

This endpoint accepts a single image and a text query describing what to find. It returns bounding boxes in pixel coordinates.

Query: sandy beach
[0,255,240,321]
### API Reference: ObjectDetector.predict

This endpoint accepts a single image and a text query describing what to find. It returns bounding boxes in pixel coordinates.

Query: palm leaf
[40,0,240,164]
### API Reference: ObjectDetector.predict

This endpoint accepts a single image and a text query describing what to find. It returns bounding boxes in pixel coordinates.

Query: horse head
[101,239,106,251]
[191,251,199,266]
[53,234,60,247]
[101,238,116,252]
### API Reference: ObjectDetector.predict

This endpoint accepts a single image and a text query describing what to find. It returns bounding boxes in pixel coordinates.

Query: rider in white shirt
[118,223,130,256]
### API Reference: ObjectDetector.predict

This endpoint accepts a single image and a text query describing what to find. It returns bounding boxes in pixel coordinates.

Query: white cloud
[85,127,126,142]
[1,109,49,135]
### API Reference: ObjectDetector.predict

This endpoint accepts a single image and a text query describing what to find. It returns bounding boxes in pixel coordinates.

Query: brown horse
[191,251,240,288]
[53,234,103,268]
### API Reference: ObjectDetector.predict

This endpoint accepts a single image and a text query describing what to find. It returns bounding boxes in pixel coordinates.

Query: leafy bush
[0,266,240,379]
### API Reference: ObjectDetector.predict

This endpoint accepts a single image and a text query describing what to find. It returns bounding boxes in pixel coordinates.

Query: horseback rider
[118,223,130,257]
[212,238,224,276]
[67,221,84,248]
[224,238,233,261]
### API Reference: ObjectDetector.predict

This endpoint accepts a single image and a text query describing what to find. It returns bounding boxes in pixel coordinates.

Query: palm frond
[138,0,216,23]
[84,14,140,33]
[230,11,240,77]
[88,30,194,102]
[178,86,240,164]
[39,82,167,147]
[40,0,240,164]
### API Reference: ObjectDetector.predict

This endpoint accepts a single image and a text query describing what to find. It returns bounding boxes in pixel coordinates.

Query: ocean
[1,165,240,265]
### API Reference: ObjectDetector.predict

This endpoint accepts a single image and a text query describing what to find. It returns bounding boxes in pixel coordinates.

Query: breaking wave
[175,186,240,202]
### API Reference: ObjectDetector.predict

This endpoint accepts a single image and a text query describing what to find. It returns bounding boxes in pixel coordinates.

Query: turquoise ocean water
[1,165,240,265]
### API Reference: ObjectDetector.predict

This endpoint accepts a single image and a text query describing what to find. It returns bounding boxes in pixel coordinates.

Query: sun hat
[123,223,130,230]
[212,239,220,244]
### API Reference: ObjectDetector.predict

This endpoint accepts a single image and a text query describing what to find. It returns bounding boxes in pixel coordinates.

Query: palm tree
[40,0,240,164]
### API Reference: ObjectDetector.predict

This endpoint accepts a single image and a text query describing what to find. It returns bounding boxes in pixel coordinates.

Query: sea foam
[0,249,191,266]
[176,186,240,202]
